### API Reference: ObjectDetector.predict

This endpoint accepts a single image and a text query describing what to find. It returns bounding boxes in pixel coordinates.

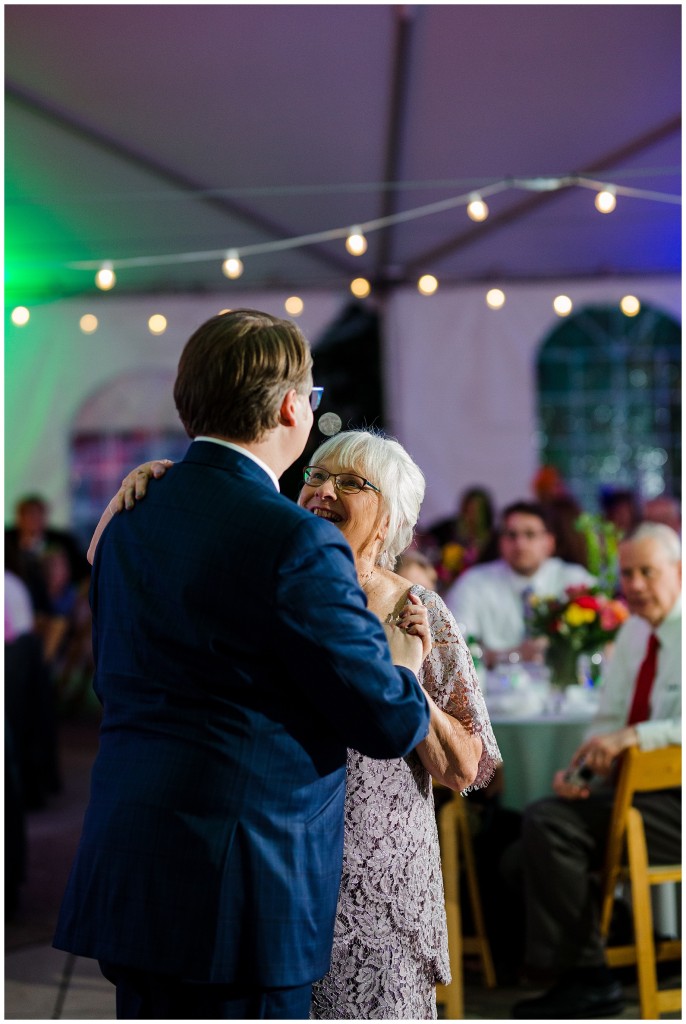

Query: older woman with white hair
[296,429,500,1019]
[91,430,501,1020]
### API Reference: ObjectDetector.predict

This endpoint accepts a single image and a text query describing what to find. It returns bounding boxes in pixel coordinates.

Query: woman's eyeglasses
[309,387,324,411]
[302,466,381,494]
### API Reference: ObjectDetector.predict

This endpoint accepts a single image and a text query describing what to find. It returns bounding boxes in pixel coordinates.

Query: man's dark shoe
[512,975,625,1019]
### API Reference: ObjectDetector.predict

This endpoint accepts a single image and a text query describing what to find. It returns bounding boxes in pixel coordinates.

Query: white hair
[623,522,681,561]
[307,429,425,569]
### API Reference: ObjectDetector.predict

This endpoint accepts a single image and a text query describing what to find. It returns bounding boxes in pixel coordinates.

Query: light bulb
[595,189,616,214]
[80,314,99,334]
[620,295,641,317]
[350,277,371,298]
[284,296,304,316]
[345,229,367,256]
[95,263,116,290]
[222,251,244,279]
[485,288,506,309]
[417,275,438,296]
[467,194,489,222]
[11,306,30,326]
[553,295,573,317]
[148,314,167,335]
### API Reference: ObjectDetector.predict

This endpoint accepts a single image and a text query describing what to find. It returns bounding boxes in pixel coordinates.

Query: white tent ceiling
[5,4,681,303]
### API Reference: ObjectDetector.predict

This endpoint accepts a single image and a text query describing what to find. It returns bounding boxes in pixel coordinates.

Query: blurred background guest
[598,486,641,538]
[395,548,438,591]
[642,494,681,534]
[5,495,93,707]
[545,494,591,570]
[445,500,594,670]
[5,495,90,612]
[4,567,60,816]
[420,485,498,593]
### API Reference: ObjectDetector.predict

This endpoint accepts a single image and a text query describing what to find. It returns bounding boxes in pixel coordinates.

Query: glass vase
[545,641,580,691]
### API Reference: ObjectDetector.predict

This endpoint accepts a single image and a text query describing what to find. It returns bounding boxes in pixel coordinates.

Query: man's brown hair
[174,309,312,441]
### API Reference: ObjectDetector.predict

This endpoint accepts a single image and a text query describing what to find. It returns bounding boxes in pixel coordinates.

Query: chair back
[601,745,681,930]
[600,744,682,1019]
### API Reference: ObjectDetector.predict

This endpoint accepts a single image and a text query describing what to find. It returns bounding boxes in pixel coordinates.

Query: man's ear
[544,531,556,557]
[279,388,299,427]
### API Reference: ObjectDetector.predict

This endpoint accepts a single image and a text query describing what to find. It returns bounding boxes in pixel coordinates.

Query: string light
[620,295,641,317]
[79,314,98,333]
[417,275,438,296]
[350,277,371,298]
[466,193,489,222]
[553,295,573,317]
[50,176,678,292]
[595,188,617,214]
[148,314,167,335]
[485,288,506,309]
[284,296,304,316]
[95,262,116,290]
[222,250,244,279]
[345,228,367,256]
[11,306,30,325]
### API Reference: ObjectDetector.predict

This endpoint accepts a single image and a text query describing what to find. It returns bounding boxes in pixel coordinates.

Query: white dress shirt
[445,557,594,650]
[587,594,681,750]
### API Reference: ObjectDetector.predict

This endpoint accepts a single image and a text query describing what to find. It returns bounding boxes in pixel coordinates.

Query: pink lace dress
[310,585,501,1020]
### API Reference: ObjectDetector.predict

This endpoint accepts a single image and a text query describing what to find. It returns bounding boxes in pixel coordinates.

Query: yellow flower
[441,542,464,572]
[563,603,596,627]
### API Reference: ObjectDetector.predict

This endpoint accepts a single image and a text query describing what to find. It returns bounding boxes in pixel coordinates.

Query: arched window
[70,369,188,547]
[536,303,681,512]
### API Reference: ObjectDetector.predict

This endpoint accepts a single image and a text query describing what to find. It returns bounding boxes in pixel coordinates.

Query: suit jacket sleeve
[274,516,430,759]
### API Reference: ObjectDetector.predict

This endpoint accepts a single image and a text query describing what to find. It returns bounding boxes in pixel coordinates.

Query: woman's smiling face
[298,458,388,560]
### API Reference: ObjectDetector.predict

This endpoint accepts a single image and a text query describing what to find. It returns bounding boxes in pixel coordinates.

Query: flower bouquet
[525,585,629,688]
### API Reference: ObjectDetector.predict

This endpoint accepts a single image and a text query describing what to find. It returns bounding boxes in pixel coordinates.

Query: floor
[4,714,678,1021]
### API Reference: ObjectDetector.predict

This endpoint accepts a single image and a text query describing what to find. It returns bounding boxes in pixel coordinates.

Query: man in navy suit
[54,309,431,1019]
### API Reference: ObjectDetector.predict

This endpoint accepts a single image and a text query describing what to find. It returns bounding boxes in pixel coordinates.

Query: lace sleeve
[411,585,502,792]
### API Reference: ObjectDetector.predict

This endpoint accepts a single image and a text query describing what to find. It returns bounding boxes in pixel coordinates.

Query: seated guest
[445,500,594,668]
[511,522,681,1019]
[395,547,438,590]
[5,494,90,614]
[421,486,498,591]
[599,486,641,537]
[642,495,681,534]
[546,494,591,570]
[5,569,59,808]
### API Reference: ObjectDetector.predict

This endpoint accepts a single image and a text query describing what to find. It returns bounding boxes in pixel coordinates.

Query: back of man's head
[174,309,312,441]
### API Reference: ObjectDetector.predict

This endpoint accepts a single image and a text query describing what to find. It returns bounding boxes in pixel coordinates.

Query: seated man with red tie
[512,521,681,1019]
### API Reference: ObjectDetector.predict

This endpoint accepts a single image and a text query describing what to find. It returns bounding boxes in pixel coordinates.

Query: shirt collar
[194,436,280,491]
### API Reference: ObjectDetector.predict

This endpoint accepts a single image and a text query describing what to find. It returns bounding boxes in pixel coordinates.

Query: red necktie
[626,632,660,726]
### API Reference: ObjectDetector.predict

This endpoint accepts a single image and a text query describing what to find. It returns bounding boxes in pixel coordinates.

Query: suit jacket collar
[183,439,279,490]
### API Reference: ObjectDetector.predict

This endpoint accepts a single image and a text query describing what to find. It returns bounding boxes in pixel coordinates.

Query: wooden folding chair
[600,745,682,1019]
[435,792,496,1020]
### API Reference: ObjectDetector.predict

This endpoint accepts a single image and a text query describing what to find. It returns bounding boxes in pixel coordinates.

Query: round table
[488,711,595,812]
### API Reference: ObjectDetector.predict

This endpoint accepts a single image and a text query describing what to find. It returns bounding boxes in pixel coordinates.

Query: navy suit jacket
[54,441,429,986]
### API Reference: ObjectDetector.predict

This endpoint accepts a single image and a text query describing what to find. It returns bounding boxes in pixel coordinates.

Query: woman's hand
[87,459,174,565]
[396,592,432,661]
[115,459,174,512]
[384,622,424,676]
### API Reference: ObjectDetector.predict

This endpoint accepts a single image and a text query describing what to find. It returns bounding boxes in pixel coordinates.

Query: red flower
[574,595,601,611]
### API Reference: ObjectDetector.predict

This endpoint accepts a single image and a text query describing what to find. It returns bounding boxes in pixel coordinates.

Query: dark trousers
[517,786,681,973]
[99,962,313,1020]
